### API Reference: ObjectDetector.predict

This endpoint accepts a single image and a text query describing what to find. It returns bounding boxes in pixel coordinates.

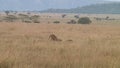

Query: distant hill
[41,2,120,14]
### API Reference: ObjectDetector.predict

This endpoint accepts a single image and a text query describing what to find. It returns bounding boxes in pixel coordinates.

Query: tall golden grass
[0,23,120,68]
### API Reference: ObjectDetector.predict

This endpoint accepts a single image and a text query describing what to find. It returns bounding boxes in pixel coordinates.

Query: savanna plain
[0,13,120,68]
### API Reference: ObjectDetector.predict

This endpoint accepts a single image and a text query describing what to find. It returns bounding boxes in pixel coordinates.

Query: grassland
[0,13,120,68]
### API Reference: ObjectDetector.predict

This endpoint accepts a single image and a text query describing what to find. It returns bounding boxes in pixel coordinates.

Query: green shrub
[78,17,92,24]
[53,21,60,24]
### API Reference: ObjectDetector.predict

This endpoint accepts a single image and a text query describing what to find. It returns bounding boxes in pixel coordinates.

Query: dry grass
[0,22,120,68]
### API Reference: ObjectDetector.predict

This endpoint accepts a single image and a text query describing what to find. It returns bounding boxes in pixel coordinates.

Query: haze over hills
[0,0,120,14]
[0,0,107,11]
[41,2,120,14]
[0,0,116,11]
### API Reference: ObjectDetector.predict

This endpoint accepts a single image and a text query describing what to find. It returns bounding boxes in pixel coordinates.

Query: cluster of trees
[2,11,92,24]
[94,16,115,21]
[61,14,79,19]
[54,17,92,24]
[2,11,40,23]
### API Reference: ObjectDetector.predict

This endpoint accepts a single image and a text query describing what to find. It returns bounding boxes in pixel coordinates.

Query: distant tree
[22,20,32,23]
[33,20,40,23]
[18,14,29,17]
[74,15,79,19]
[27,12,31,15]
[53,21,60,24]
[5,11,10,15]
[62,14,66,18]
[18,14,30,20]
[30,15,39,19]
[105,16,109,20]
[78,17,92,24]
[67,20,77,24]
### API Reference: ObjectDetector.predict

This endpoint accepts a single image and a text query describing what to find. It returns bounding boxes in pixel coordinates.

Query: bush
[22,19,32,23]
[18,14,31,22]
[67,20,76,24]
[33,20,40,23]
[105,16,109,20]
[78,17,92,24]
[62,14,66,18]
[18,14,29,18]
[4,15,18,22]
[30,15,39,20]
[53,21,60,24]
[74,15,79,19]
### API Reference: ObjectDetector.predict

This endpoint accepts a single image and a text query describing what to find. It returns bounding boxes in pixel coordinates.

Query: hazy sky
[0,0,119,11]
